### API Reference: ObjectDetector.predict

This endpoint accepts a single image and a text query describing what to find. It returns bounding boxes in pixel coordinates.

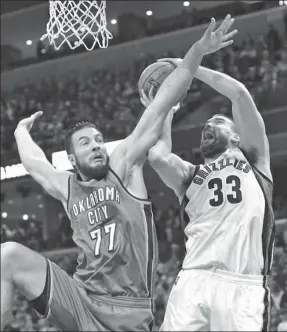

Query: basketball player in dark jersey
[144,59,275,330]
[0,15,237,331]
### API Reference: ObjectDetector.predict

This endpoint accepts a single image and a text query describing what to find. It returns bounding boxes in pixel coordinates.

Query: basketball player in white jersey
[144,60,275,330]
[1,16,237,332]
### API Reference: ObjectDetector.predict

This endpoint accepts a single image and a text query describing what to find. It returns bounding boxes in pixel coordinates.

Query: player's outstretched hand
[140,86,180,114]
[16,111,43,132]
[198,14,238,55]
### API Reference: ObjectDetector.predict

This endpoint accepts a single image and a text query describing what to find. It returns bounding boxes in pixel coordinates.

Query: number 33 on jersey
[181,149,269,275]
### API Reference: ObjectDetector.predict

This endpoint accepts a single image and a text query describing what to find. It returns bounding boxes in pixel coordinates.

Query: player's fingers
[148,85,155,100]
[219,40,234,49]
[141,89,152,105]
[157,58,169,62]
[157,58,178,67]
[216,14,231,34]
[32,111,43,119]
[140,97,148,107]
[205,18,216,35]
[222,29,238,42]
[140,92,149,104]
[223,17,235,34]
[140,89,149,101]
[174,102,180,111]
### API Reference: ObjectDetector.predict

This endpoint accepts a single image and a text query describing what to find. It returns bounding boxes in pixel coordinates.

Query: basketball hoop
[41,1,113,51]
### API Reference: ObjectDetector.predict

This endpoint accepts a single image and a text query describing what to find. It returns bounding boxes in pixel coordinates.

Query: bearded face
[200,115,238,159]
[69,127,109,181]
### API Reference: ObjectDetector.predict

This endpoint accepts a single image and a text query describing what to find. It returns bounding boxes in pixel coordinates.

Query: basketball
[138,61,177,98]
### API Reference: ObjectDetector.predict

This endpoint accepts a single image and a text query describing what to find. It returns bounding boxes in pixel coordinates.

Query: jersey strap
[240,149,275,276]
[252,166,275,276]
[108,167,151,203]
[180,165,200,246]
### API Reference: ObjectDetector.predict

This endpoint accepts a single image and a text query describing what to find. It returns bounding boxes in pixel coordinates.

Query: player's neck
[204,146,240,164]
[204,152,224,165]
[77,171,92,182]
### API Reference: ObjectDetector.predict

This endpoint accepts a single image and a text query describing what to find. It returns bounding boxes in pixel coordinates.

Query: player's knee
[1,242,25,275]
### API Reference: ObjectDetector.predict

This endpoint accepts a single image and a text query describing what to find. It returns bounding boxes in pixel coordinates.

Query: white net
[41,1,113,51]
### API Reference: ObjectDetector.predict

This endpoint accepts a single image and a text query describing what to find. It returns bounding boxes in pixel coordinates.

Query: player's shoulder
[180,164,201,193]
[57,170,74,184]
[240,148,272,184]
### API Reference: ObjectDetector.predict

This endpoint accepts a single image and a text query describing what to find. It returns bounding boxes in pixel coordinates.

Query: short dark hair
[65,121,101,154]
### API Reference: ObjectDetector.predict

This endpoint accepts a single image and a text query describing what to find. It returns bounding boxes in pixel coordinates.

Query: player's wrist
[193,40,209,56]
[14,125,29,138]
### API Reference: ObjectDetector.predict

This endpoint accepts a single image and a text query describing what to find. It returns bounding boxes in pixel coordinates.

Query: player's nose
[91,141,101,151]
[204,123,212,131]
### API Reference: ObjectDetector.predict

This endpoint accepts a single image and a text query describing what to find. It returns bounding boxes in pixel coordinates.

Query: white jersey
[181,148,275,275]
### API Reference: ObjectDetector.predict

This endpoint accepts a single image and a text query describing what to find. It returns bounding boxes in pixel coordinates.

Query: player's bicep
[232,88,270,162]
[27,160,71,200]
[149,153,195,198]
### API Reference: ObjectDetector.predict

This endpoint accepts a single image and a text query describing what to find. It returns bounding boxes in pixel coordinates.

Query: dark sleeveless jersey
[65,168,158,299]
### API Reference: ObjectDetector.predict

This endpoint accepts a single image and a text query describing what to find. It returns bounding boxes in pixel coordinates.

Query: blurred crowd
[2,24,287,165]
[1,199,287,331]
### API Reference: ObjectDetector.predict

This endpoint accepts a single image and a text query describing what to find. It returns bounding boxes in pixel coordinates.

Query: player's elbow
[148,149,161,164]
[21,162,34,174]
[235,83,249,100]
[148,148,168,166]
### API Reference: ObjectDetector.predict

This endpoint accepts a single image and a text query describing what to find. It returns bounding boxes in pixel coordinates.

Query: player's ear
[231,133,240,147]
[68,154,76,167]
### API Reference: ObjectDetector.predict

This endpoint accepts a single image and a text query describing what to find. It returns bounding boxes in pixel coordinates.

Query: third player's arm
[14,126,71,201]
[195,66,271,179]
[148,109,195,198]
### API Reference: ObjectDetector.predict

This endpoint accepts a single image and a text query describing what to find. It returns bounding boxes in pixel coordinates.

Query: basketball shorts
[39,259,154,331]
[160,268,270,331]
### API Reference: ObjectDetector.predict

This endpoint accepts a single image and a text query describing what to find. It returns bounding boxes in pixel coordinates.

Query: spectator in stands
[238,35,258,74]
[276,48,287,78]
[270,279,285,311]
[266,24,282,54]
[280,280,287,310]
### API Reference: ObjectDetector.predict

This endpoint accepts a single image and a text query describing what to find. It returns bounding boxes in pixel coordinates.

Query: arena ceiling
[1,0,46,16]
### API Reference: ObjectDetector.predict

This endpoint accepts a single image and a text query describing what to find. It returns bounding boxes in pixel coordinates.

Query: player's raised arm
[140,90,195,199]
[115,15,237,169]
[194,66,271,179]
[14,112,71,201]
[160,40,270,180]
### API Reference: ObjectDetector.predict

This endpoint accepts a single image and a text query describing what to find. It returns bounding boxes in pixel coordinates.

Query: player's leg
[160,270,209,331]
[81,294,154,332]
[209,270,267,331]
[231,283,268,331]
[1,241,96,331]
[1,241,47,330]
